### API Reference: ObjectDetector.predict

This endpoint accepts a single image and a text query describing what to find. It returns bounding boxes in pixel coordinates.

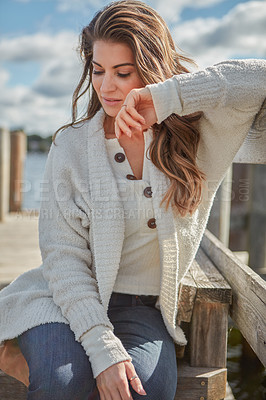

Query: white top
[105,131,161,296]
[0,59,265,379]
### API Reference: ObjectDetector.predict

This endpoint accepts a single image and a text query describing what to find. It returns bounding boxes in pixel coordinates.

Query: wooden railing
[201,229,266,367]
[203,98,266,367]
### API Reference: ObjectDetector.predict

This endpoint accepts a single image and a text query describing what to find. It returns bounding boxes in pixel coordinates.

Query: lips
[102,97,122,106]
[103,97,121,101]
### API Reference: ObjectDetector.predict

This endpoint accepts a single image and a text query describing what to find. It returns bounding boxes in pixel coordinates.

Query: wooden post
[0,127,11,222]
[9,130,27,212]
[190,302,229,368]
[247,164,266,276]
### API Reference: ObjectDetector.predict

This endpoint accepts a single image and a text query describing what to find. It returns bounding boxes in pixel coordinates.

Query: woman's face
[92,40,144,118]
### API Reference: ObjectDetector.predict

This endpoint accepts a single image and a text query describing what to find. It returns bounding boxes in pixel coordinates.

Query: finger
[125,363,147,396]
[118,385,133,400]
[113,387,125,400]
[97,387,106,400]
[116,117,132,138]
[115,375,133,400]
[124,88,142,110]
[129,376,147,396]
[104,391,113,400]
[103,385,123,400]
[114,120,122,139]
[126,106,146,125]
[120,110,142,131]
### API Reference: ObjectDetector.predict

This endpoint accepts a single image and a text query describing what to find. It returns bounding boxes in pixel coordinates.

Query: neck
[104,115,116,139]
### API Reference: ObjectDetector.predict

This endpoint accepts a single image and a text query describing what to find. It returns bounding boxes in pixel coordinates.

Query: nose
[100,73,116,93]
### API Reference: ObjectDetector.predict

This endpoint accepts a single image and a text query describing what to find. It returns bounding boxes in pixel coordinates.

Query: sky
[0,0,265,137]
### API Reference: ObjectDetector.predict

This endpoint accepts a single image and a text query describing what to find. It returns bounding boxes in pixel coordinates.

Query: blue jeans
[18,292,178,400]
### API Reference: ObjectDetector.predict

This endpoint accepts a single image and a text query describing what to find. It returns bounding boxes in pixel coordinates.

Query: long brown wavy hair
[53,0,206,217]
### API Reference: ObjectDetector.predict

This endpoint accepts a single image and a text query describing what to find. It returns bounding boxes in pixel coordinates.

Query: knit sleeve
[39,138,131,372]
[80,326,132,378]
[146,59,266,124]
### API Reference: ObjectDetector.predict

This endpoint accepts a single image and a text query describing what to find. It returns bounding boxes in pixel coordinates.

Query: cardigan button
[147,218,156,229]
[114,152,125,163]
[144,186,152,198]
[126,174,137,180]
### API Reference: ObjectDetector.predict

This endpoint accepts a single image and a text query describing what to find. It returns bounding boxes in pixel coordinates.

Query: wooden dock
[0,211,41,288]
[0,212,238,399]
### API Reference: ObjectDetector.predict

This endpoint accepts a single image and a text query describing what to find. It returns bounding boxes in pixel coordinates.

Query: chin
[102,106,119,118]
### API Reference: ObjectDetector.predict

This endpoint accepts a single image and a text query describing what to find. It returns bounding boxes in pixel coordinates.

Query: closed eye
[92,71,131,78]
[117,73,131,78]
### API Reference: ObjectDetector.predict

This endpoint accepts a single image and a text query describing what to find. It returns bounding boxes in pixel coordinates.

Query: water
[227,326,266,399]
[22,153,266,399]
[22,152,48,211]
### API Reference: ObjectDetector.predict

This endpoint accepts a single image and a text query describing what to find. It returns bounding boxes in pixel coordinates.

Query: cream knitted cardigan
[0,59,265,378]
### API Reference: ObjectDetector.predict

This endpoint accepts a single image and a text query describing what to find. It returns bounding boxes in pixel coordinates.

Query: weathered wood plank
[190,302,229,368]
[201,229,266,367]
[177,247,232,369]
[193,248,232,304]
[175,361,227,400]
[0,371,27,400]
[177,249,232,325]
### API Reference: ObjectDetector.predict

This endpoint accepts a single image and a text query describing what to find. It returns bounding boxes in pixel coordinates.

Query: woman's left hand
[115,87,157,138]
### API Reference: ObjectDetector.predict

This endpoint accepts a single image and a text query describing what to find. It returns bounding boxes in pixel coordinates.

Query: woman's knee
[18,323,96,400]
[27,361,95,400]
[129,341,177,400]
[132,363,177,400]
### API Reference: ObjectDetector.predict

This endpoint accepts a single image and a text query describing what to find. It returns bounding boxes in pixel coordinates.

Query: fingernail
[127,131,131,137]
[138,387,147,395]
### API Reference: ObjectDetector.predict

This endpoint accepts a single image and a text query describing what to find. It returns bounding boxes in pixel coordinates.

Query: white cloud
[0,69,10,87]
[0,31,78,62]
[0,31,83,135]
[55,0,224,21]
[1,1,266,136]
[0,72,73,135]
[151,0,224,22]
[172,1,266,67]
[33,57,82,97]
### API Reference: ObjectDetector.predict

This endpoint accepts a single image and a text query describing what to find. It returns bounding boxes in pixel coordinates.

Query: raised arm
[115,59,266,137]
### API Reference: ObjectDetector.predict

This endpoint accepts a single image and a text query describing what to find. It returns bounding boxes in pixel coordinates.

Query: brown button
[144,186,152,198]
[147,218,156,229]
[126,174,137,180]
[114,152,125,163]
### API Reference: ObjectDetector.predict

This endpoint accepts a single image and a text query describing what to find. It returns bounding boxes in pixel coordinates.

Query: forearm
[146,59,266,123]
[80,326,132,378]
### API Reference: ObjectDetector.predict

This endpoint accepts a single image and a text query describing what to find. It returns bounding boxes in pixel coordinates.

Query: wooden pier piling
[9,130,27,212]
[0,128,11,222]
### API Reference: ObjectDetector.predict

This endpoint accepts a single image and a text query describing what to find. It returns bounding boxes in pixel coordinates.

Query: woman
[0,1,265,399]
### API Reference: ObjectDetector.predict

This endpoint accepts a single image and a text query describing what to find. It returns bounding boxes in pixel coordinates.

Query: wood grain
[201,229,266,367]
[175,361,227,400]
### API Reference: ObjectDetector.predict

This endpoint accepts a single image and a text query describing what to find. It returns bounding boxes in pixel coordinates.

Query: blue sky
[0,0,265,136]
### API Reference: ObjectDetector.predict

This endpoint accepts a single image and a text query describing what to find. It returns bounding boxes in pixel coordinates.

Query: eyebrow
[92,61,135,68]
